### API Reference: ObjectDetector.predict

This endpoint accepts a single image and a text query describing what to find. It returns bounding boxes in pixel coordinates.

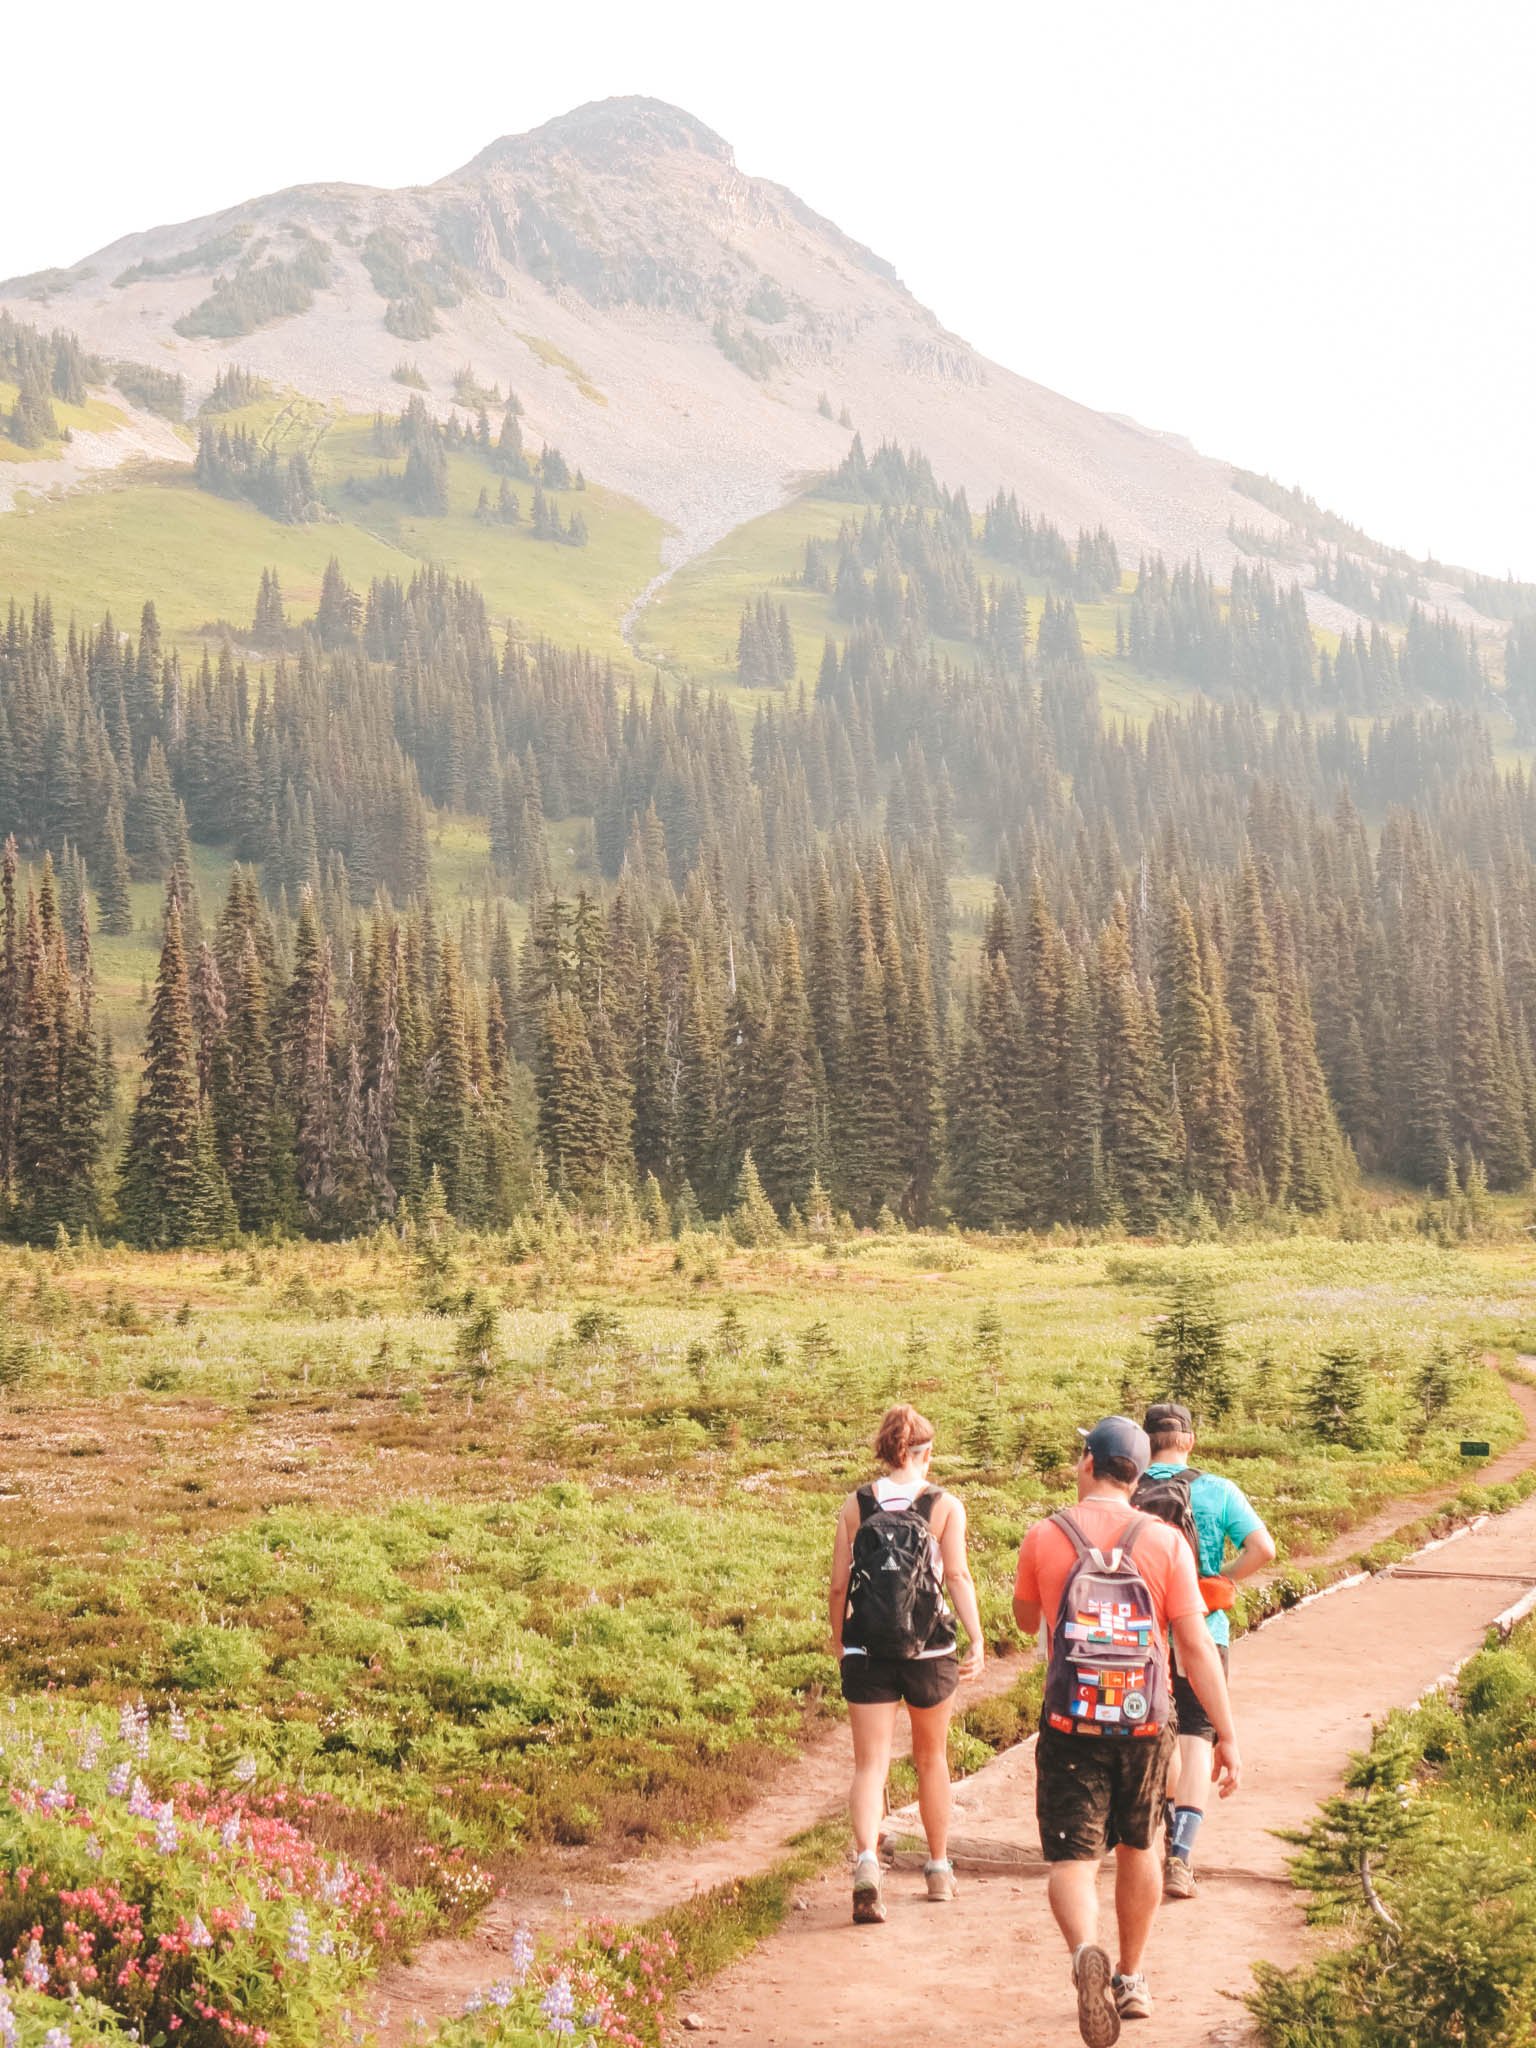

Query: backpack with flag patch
[1131,1465,1203,1564]
[843,1485,954,1660]
[1041,1508,1170,1738]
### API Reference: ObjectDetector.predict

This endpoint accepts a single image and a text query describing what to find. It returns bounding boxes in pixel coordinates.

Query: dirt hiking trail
[370,1660,1026,2041]
[682,1384,1536,2048]
[373,1379,1536,2044]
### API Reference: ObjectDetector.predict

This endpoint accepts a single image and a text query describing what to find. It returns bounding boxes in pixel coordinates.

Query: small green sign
[1460,1440,1491,1458]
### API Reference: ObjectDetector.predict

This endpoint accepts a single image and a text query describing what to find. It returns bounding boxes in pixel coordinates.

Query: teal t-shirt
[1143,1461,1264,1647]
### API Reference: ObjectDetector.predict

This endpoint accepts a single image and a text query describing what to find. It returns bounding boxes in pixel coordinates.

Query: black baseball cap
[1076,1415,1152,1476]
[1144,1401,1194,1435]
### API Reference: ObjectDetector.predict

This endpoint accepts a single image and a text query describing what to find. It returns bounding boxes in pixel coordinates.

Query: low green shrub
[1252,1620,1536,2047]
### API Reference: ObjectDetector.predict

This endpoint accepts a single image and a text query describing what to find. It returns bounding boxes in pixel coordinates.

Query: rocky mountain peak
[460,97,734,179]
[0,99,1306,585]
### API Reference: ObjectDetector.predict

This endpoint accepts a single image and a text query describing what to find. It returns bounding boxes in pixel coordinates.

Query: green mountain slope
[636,492,1202,728]
[0,399,665,665]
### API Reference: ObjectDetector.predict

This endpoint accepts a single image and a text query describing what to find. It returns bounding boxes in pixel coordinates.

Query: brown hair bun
[874,1403,935,1468]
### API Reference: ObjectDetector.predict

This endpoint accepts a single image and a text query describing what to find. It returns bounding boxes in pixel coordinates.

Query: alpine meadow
[1,82,1536,2048]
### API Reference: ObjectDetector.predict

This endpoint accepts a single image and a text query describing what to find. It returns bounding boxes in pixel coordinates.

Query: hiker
[828,1401,985,1925]
[1137,1400,1275,1899]
[1013,1416,1240,2045]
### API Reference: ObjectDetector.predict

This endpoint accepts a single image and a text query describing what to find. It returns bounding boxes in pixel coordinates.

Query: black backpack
[843,1485,954,1660]
[1132,1465,1203,1565]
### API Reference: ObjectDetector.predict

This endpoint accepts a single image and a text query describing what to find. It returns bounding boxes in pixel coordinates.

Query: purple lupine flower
[220,1815,241,1849]
[20,1938,48,1990]
[317,1929,334,1958]
[78,1728,103,1770]
[540,1976,577,2036]
[233,1754,258,1784]
[127,1776,153,1818]
[41,2029,71,2048]
[106,1762,131,1798]
[0,1985,15,2048]
[168,1704,189,1742]
[39,1776,69,1813]
[510,1926,535,1982]
[154,1800,178,1853]
[541,1976,576,2036]
[120,1698,150,1759]
[287,1908,311,1963]
[488,1980,515,2009]
[238,1905,257,1932]
[188,1915,213,1950]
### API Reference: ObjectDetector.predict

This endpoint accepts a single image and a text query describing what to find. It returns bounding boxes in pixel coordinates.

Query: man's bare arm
[1224,1525,1276,1582]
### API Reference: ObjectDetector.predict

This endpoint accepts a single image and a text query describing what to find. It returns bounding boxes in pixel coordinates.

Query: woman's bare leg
[906,1696,956,1863]
[847,1700,901,1854]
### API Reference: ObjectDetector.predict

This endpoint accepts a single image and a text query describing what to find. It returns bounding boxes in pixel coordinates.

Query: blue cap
[1077,1414,1152,1476]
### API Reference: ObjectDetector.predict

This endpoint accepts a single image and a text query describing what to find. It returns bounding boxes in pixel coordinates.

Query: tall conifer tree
[119,900,231,1245]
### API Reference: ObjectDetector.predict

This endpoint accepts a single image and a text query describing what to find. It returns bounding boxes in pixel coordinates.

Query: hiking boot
[1163,1853,1197,1901]
[1071,1944,1121,2048]
[1113,1972,1153,2021]
[924,1859,956,1902]
[851,1854,885,1925]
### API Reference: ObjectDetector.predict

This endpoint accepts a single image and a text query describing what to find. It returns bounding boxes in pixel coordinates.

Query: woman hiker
[828,1402,985,1923]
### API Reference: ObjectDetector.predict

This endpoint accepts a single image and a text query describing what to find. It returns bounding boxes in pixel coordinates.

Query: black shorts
[840,1653,959,1709]
[1172,1642,1229,1743]
[1035,1726,1176,1862]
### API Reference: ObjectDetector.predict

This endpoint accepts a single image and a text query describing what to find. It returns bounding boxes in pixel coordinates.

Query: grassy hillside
[0,395,667,666]
[637,493,1197,727]
[1,473,407,637]
[0,366,1203,727]
[636,497,850,689]
[0,375,129,460]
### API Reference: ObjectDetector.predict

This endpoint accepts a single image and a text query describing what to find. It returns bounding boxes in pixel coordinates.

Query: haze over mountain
[2,96,1303,581]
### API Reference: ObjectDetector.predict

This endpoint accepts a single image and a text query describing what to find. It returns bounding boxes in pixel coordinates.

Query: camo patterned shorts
[1034,1725,1177,1862]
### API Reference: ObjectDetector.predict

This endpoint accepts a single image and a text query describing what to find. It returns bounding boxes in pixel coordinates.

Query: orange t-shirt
[1014,1498,1204,1650]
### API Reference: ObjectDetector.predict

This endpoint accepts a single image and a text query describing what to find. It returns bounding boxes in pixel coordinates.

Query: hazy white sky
[6,0,1534,574]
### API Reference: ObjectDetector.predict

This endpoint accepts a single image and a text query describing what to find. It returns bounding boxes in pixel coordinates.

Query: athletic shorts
[1172,1642,1229,1743]
[1034,1726,1177,1862]
[840,1653,959,1709]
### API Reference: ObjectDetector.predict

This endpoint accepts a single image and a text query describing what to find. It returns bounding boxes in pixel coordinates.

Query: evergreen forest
[3,429,1536,1248]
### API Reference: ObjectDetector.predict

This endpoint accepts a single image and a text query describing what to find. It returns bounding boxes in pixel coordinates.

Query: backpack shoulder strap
[855,1483,881,1523]
[1050,1508,1096,1560]
[1117,1511,1153,1559]
[911,1485,942,1524]
[1048,1510,1106,1635]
